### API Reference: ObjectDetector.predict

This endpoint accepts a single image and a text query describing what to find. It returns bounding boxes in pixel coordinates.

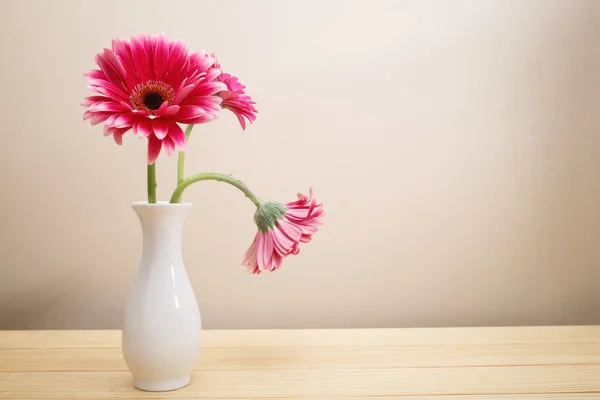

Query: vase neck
[132,202,192,265]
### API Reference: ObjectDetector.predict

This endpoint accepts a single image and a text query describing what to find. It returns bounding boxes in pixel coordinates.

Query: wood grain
[1,327,600,399]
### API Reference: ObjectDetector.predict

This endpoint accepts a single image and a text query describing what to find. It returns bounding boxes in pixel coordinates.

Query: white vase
[122,201,201,392]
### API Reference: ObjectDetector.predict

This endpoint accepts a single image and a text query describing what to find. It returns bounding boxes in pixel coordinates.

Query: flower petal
[81,96,109,107]
[83,111,112,125]
[176,105,206,121]
[183,114,217,124]
[151,119,169,140]
[169,123,186,151]
[104,113,119,127]
[277,219,303,243]
[163,105,180,117]
[257,232,273,272]
[203,67,221,82]
[242,233,260,269]
[96,48,127,87]
[89,101,129,113]
[147,134,162,165]
[189,81,227,97]
[130,35,150,82]
[154,33,169,79]
[84,70,104,80]
[189,51,215,74]
[270,252,283,272]
[112,128,128,145]
[237,113,247,130]
[133,119,152,138]
[174,84,196,104]
[272,228,295,256]
[111,38,139,89]
[114,113,135,129]
[162,134,175,156]
[166,40,188,86]
[156,101,180,117]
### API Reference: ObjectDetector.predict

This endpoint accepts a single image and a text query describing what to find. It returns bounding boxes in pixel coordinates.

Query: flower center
[143,93,164,110]
[130,81,175,114]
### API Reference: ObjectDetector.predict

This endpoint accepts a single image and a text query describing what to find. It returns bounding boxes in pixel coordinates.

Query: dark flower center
[130,81,175,115]
[143,93,164,110]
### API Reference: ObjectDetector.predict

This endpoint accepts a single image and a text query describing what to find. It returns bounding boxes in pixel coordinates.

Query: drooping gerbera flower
[213,57,257,129]
[242,189,324,274]
[82,34,227,164]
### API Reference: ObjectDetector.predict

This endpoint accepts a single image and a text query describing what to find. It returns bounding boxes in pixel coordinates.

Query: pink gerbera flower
[242,189,324,274]
[213,57,257,129]
[82,34,227,164]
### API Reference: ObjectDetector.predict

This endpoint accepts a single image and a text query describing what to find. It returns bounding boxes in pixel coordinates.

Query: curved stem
[147,163,157,203]
[177,124,195,186]
[170,172,260,207]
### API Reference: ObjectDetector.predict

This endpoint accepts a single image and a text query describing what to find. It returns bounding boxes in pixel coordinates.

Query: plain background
[1,0,600,329]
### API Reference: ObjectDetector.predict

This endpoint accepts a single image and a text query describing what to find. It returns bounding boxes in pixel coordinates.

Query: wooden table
[1,327,600,399]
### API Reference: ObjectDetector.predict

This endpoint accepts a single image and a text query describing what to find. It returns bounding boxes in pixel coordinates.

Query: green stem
[177,124,195,186]
[170,172,260,207]
[147,163,157,203]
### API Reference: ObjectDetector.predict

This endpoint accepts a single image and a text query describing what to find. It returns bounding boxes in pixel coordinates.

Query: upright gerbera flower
[82,34,227,164]
[242,189,324,274]
[213,57,257,129]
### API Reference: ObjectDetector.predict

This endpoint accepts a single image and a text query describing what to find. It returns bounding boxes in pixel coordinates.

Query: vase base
[133,376,190,392]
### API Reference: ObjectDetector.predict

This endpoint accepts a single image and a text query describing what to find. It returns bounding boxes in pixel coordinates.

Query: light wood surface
[1,326,600,399]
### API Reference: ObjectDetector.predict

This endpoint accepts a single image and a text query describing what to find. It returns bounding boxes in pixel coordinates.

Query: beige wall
[1,0,600,329]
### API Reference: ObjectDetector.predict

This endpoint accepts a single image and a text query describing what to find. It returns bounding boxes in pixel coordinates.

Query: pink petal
[163,105,180,117]
[270,252,283,272]
[299,233,313,243]
[184,114,217,124]
[89,101,129,113]
[189,81,227,96]
[277,219,303,243]
[151,119,169,140]
[143,34,156,80]
[189,52,215,73]
[114,113,134,128]
[130,35,150,82]
[285,208,310,219]
[81,96,109,107]
[147,134,162,165]
[131,109,150,117]
[106,113,123,127]
[103,125,115,137]
[119,101,134,111]
[237,113,247,130]
[112,128,128,145]
[156,101,169,116]
[111,39,139,89]
[272,228,296,256]
[176,105,206,121]
[256,232,273,272]
[154,34,169,79]
[132,119,151,138]
[291,243,300,255]
[84,70,105,80]
[87,79,129,103]
[182,96,223,107]
[166,41,188,85]
[97,49,126,87]
[174,84,196,104]
[242,233,260,268]
[203,68,221,82]
[83,111,112,125]
[169,123,186,151]
[156,102,180,117]
[162,134,175,156]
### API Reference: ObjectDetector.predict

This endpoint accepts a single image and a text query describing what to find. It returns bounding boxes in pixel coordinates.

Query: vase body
[122,202,201,392]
